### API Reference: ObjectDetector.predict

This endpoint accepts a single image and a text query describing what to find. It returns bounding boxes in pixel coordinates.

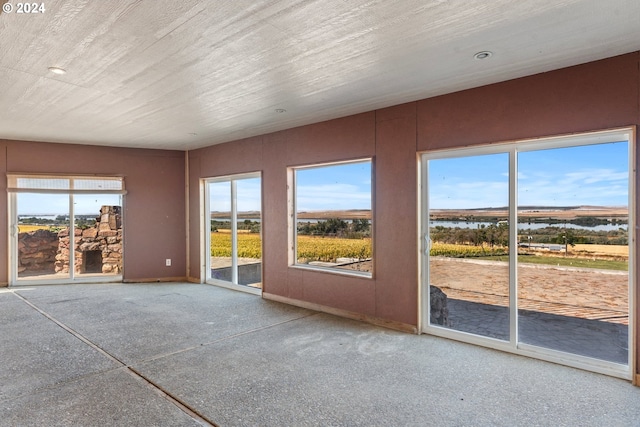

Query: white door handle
[424,234,431,254]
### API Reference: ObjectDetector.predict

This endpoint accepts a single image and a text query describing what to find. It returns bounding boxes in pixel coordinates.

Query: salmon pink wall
[0,140,186,283]
[416,52,638,150]
[189,112,419,324]
[188,52,640,374]
[416,52,639,377]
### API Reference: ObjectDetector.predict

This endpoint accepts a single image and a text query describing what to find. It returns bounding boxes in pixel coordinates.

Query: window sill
[289,263,373,279]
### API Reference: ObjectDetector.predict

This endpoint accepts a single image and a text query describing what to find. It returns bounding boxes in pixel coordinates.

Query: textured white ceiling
[1,0,639,150]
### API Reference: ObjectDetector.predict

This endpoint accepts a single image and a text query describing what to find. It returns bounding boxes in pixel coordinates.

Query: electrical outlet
[165,259,171,267]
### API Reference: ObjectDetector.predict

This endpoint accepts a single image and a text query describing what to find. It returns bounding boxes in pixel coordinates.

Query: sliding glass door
[205,173,262,293]
[9,175,125,285]
[516,143,630,364]
[426,153,510,341]
[421,128,634,378]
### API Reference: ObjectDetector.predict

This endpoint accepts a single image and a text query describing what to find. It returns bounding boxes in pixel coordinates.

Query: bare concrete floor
[1,283,639,427]
[442,299,629,364]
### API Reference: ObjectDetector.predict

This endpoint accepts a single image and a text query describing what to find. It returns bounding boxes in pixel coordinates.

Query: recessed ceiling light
[275,108,286,113]
[473,51,493,60]
[48,66,67,75]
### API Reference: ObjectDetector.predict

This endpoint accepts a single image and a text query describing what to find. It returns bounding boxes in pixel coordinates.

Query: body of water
[430,221,627,232]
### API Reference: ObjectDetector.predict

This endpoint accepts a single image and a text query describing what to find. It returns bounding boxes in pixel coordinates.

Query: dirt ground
[338,257,629,324]
[430,258,629,324]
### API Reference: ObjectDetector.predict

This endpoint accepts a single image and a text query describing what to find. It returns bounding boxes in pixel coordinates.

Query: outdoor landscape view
[427,140,630,366]
[208,162,373,286]
[16,193,123,279]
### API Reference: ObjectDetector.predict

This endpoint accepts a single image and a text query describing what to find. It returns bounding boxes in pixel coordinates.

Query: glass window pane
[17,193,70,280]
[74,194,123,276]
[210,182,232,281]
[517,142,629,364]
[294,161,372,277]
[236,178,262,287]
[428,153,510,340]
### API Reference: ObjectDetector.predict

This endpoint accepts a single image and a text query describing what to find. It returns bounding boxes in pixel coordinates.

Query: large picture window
[421,128,634,379]
[290,159,373,277]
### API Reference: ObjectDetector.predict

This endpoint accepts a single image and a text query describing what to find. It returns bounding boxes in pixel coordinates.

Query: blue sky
[429,141,629,209]
[295,161,371,212]
[18,193,122,216]
[18,142,628,216]
[207,162,371,213]
[209,142,629,214]
[209,178,262,212]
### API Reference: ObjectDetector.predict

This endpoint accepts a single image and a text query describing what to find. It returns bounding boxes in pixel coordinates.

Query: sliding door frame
[419,127,636,379]
[7,175,125,286]
[202,171,263,295]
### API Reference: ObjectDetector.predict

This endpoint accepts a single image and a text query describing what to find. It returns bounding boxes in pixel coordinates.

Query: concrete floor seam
[124,366,217,427]
[12,292,123,365]
[11,292,218,427]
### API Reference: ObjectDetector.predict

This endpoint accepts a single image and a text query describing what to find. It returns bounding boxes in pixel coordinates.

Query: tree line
[431,223,509,247]
[19,215,102,229]
[210,217,372,238]
[430,224,628,247]
[211,219,260,233]
[297,218,371,239]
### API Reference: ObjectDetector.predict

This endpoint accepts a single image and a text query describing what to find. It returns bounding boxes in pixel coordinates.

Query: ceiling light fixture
[473,51,493,60]
[48,66,67,75]
[275,108,286,113]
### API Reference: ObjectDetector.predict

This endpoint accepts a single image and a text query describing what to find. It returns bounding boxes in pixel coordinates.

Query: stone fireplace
[82,250,103,273]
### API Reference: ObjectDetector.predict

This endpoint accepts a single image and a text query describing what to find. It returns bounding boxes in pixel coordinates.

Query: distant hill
[210,211,260,219]
[210,209,372,220]
[297,209,371,220]
[210,206,627,221]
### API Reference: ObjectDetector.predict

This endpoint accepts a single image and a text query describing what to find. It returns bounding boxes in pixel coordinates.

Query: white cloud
[209,179,262,213]
[297,183,371,211]
[561,169,628,185]
[517,167,628,206]
[430,166,629,209]
[429,180,508,209]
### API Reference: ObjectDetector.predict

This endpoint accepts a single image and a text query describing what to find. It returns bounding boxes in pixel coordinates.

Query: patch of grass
[476,254,628,271]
